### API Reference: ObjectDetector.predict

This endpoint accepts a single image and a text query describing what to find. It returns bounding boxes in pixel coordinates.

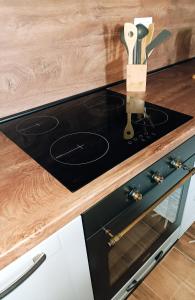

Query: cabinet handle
[0,253,46,299]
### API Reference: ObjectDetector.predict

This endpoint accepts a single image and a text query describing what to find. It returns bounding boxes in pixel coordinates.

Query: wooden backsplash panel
[0,0,195,118]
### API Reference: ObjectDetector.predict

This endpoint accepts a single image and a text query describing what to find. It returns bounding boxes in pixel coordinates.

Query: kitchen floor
[128,223,195,300]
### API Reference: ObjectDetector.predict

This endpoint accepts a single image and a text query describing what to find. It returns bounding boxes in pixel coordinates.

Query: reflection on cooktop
[0,89,193,192]
[83,92,125,114]
[132,108,168,127]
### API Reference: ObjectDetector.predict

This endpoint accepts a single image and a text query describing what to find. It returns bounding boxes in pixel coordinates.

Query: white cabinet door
[0,216,94,300]
[180,168,195,236]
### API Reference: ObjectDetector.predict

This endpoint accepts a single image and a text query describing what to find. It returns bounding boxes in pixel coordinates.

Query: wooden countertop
[0,60,195,270]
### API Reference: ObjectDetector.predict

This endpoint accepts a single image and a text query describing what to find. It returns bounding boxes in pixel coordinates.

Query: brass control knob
[170,159,183,169]
[152,172,164,184]
[128,189,143,201]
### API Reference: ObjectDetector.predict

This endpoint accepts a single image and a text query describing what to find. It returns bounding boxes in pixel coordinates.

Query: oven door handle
[107,167,195,247]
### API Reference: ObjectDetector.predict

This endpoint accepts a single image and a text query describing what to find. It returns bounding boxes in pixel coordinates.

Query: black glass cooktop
[0,89,192,192]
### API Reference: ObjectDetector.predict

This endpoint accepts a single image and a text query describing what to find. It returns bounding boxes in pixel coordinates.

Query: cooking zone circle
[16,116,59,135]
[83,93,124,113]
[50,132,109,166]
[132,108,169,127]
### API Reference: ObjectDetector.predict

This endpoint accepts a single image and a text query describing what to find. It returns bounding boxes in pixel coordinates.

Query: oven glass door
[108,186,183,287]
[86,184,187,300]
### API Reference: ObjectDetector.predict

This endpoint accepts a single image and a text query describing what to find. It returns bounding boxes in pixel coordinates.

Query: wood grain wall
[0,0,195,118]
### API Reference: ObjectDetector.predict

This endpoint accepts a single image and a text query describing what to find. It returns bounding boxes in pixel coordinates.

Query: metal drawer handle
[106,167,195,247]
[0,253,46,299]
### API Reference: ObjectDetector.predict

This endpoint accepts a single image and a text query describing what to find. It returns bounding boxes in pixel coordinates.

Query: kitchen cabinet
[0,216,94,300]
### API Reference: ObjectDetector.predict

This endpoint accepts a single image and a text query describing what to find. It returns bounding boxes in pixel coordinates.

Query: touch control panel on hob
[0,89,193,191]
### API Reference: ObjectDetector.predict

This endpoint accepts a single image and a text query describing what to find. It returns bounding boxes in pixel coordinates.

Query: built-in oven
[82,136,195,300]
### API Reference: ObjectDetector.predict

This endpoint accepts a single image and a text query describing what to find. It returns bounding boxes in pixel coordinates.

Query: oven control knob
[128,189,143,201]
[152,172,164,184]
[170,159,183,169]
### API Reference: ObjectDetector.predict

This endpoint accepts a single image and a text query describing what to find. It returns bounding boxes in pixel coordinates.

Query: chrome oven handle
[0,253,46,299]
[106,167,195,247]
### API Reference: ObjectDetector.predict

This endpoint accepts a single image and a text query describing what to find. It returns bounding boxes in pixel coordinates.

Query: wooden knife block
[126,64,147,92]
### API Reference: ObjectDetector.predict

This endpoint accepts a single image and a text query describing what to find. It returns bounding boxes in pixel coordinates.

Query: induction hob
[0,89,193,192]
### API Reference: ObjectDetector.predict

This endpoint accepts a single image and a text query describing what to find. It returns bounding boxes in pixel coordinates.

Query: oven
[82,136,195,300]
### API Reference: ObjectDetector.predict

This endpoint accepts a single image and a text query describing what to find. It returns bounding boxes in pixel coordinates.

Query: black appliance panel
[82,137,195,300]
[0,90,192,192]
[83,136,195,238]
